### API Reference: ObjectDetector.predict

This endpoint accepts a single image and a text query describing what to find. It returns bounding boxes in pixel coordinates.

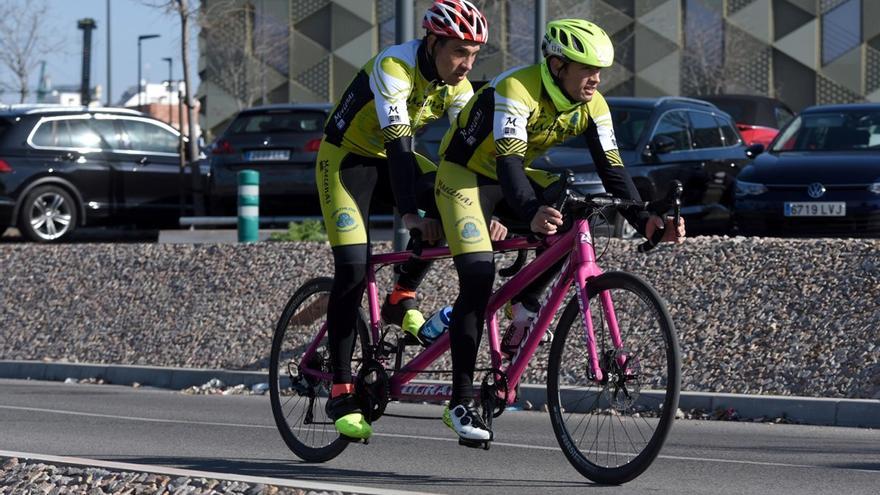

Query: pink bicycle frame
[297,216,625,405]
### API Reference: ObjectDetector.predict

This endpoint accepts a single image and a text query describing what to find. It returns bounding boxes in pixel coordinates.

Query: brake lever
[638,180,683,254]
[410,228,423,257]
[553,170,576,213]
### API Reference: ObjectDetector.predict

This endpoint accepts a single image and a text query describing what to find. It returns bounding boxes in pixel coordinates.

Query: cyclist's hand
[489,217,508,241]
[403,213,443,242]
[645,215,686,244]
[530,205,563,235]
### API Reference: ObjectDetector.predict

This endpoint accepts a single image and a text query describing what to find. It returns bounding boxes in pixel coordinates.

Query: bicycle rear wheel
[547,271,680,484]
[269,277,369,462]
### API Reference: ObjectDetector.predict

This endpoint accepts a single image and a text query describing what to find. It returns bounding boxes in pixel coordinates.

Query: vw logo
[807,183,825,199]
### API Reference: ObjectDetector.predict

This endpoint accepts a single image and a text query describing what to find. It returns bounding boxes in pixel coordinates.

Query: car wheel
[18,185,79,242]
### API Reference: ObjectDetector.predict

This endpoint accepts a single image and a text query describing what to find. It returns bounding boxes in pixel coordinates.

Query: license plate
[784,202,846,217]
[245,149,290,161]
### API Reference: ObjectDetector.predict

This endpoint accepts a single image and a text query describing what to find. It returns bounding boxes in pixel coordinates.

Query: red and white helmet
[423,0,488,44]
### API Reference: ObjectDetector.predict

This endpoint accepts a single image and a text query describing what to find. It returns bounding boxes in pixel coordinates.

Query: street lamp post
[163,57,173,125]
[137,34,160,111]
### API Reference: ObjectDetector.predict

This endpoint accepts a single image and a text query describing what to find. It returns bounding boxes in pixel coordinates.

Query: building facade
[198,0,879,138]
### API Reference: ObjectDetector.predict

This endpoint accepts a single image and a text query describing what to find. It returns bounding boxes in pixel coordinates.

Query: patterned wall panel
[866,45,880,94]
[727,0,757,15]
[201,0,880,136]
[816,73,863,104]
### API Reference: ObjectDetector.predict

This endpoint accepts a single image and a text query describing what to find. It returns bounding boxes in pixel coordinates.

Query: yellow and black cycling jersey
[438,63,622,185]
[324,39,474,158]
[435,63,647,255]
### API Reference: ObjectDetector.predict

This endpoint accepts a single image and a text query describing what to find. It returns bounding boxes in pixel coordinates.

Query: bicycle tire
[546,271,680,484]
[269,277,369,462]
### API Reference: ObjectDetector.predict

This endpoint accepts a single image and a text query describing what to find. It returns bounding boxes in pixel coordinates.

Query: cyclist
[317,0,492,441]
[434,19,686,446]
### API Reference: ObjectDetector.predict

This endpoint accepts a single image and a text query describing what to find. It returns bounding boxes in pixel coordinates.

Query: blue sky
[1,0,199,105]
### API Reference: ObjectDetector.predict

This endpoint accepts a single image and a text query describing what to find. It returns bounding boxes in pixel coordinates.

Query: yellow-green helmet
[541,19,614,67]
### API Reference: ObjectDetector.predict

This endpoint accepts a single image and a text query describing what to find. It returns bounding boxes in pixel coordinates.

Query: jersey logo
[505,117,517,126]
[456,216,484,244]
[461,222,480,239]
[387,105,400,124]
[503,126,516,136]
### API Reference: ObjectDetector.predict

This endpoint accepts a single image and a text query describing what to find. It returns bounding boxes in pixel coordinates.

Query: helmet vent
[559,30,569,46]
[572,36,584,53]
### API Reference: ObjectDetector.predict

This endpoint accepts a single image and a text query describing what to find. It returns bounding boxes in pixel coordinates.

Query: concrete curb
[0,449,433,495]
[2,360,877,429]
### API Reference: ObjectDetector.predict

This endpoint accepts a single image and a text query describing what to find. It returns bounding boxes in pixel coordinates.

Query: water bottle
[501,301,539,358]
[418,306,452,344]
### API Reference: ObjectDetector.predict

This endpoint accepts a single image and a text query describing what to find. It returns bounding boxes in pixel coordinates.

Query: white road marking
[1,404,877,475]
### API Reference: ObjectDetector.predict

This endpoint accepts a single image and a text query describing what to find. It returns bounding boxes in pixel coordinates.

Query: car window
[772,111,880,151]
[32,119,73,148]
[415,117,450,142]
[715,115,741,147]
[559,107,652,150]
[90,119,123,149]
[775,107,795,129]
[120,119,179,153]
[228,111,327,134]
[652,111,691,151]
[690,111,723,148]
[67,119,106,149]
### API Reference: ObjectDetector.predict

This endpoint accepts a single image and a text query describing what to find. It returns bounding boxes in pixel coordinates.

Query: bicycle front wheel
[547,271,680,484]
[269,277,369,462]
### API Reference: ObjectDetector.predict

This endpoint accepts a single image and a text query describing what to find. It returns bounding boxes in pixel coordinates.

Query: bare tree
[681,20,772,97]
[0,0,62,103]
[143,0,204,214]
[200,0,290,110]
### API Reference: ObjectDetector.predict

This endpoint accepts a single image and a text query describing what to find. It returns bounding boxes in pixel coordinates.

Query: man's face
[430,36,482,85]
[553,58,602,103]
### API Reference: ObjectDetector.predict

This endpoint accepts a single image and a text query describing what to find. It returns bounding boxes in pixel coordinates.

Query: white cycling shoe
[443,401,493,448]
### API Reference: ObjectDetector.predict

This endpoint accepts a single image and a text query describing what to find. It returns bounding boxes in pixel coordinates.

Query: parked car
[530,97,761,235]
[734,104,880,236]
[0,105,205,242]
[207,103,331,217]
[697,94,795,148]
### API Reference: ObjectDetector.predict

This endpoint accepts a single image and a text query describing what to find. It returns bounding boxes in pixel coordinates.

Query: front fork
[574,275,626,385]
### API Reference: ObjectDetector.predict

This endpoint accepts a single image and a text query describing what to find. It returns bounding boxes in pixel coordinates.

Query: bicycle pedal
[341,435,370,445]
[458,438,491,450]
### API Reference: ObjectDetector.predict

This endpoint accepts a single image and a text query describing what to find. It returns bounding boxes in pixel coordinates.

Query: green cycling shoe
[326,393,372,440]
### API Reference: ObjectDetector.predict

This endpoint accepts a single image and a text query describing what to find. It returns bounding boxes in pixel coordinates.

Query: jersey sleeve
[370,54,414,142]
[586,93,623,167]
[492,77,533,158]
[447,80,473,125]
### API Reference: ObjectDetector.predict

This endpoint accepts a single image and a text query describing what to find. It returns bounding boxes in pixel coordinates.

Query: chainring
[355,358,390,422]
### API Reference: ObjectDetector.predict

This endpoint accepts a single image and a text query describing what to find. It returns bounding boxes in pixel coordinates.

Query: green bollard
[238,169,259,243]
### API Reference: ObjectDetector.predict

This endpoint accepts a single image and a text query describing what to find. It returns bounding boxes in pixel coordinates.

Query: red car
[697,95,795,148]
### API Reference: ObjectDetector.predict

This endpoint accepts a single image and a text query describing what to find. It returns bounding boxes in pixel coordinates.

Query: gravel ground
[0,237,877,399]
[0,457,363,495]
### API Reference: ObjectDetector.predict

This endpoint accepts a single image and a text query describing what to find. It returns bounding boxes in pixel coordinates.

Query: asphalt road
[0,379,877,494]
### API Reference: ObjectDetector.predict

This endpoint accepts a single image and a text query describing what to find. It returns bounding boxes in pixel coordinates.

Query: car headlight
[735,180,768,197]
[869,182,880,195]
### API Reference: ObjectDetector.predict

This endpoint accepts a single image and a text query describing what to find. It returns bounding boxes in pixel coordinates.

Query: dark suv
[530,97,762,235]
[0,105,203,242]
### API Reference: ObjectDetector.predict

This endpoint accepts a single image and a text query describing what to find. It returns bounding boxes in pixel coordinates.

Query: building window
[822,0,861,66]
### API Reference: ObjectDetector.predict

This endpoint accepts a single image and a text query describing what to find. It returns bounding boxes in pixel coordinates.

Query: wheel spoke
[49,194,64,211]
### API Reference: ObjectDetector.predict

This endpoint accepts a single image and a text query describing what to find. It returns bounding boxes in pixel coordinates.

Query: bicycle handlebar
[558,175,683,253]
